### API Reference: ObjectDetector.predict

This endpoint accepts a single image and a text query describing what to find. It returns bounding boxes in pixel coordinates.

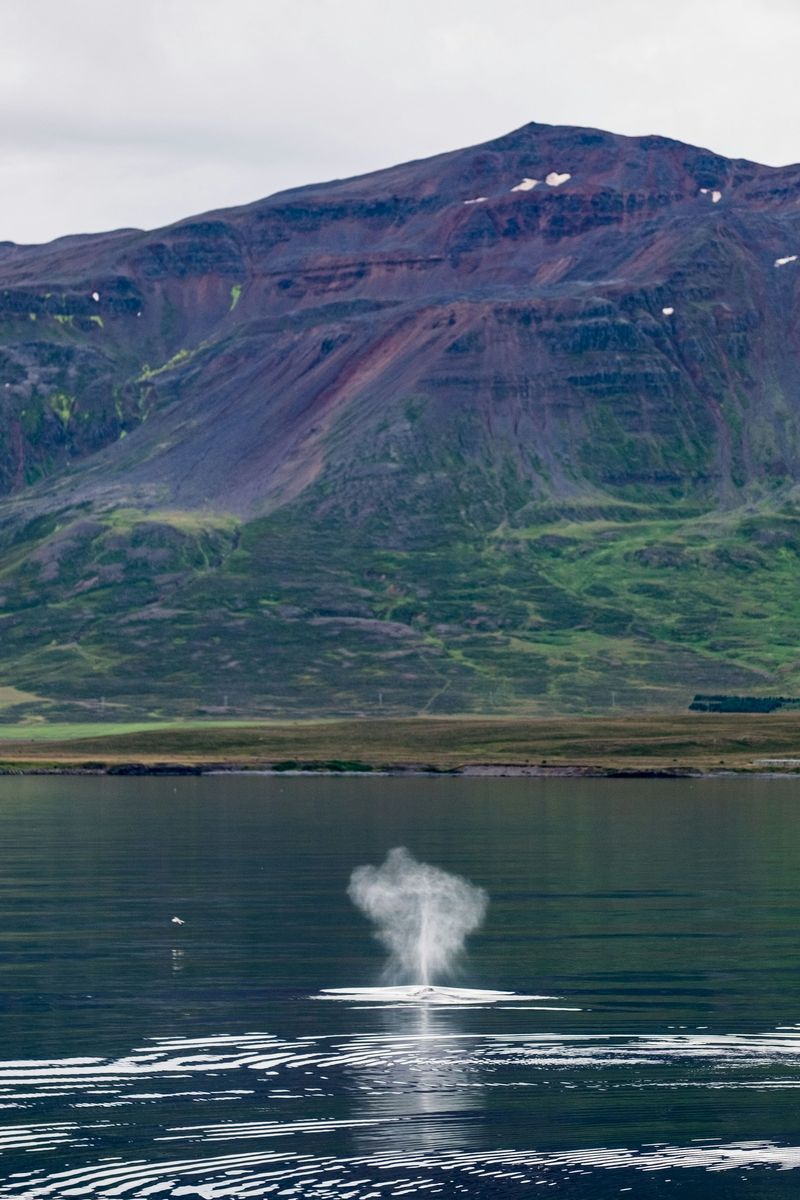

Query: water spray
[347,846,488,986]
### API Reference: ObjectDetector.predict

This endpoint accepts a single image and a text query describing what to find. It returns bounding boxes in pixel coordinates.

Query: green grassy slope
[0,493,797,720]
[2,125,800,717]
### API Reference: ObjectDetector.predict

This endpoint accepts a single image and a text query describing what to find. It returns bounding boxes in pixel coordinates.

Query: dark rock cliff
[1,122,800,717]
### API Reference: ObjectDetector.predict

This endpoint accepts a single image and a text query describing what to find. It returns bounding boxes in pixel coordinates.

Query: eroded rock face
[0,119,799,520]
[1,121,800,716]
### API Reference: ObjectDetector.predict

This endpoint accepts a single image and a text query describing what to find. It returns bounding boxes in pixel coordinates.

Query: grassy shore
[0,714,800,774]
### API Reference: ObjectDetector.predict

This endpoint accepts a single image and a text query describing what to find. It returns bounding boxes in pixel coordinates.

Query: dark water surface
[2,775,800,1196]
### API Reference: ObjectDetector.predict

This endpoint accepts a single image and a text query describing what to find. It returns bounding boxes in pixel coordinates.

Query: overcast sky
[2,0,798,244]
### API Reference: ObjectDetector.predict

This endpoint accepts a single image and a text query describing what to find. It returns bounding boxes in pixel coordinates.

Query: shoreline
[1,714,800,777]
[0,761,793,779]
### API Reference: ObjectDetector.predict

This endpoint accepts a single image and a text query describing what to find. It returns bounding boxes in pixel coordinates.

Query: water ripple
[2,1024,800,1195]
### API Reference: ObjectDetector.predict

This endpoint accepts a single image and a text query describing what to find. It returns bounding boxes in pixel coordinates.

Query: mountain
[2,120,800,720]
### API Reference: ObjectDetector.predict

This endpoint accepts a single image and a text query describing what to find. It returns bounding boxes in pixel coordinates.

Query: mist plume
[348,847,488,985]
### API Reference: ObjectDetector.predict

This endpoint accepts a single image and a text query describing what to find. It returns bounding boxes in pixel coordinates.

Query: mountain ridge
[0,121,800,719]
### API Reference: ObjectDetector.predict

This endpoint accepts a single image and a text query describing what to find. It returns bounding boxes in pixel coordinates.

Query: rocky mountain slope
[1,121,800,719]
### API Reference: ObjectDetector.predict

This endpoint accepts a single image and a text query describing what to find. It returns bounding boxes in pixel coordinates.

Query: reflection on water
[4,1015,800,1195]
[3,774,800,1196]
[348,1002,484,1153]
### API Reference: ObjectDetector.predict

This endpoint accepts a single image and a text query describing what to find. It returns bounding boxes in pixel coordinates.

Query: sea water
[1,774,800,1196]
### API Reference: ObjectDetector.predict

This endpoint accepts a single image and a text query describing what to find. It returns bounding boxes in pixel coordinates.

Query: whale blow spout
[347,847,488,985]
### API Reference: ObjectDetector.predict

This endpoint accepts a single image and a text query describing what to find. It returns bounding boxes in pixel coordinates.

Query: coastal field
[1,713,800,774]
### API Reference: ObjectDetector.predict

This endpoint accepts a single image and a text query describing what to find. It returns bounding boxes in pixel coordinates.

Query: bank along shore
[0,762,717,777]
[0,762,798,779]
[0,714,800,777]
